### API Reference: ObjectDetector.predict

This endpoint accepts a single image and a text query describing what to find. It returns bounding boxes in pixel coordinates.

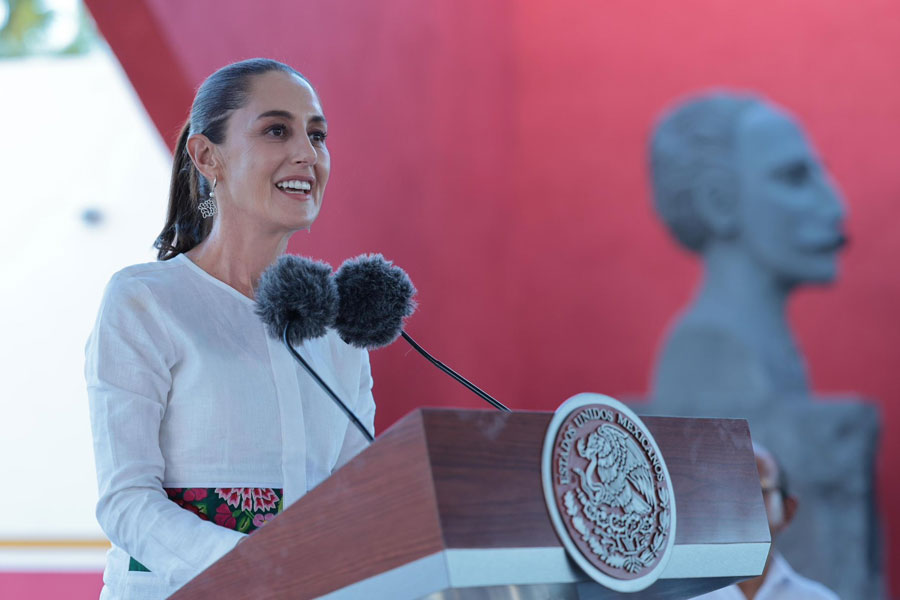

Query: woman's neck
[185,214,292,300]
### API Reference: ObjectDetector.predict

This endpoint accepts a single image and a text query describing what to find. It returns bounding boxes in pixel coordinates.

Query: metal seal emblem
[541,394,677,592]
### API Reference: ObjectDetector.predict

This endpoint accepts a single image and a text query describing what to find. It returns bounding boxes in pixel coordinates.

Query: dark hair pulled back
[154,58,308,260]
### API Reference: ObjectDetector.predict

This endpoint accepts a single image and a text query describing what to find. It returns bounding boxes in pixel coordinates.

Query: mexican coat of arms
[541,394,676,592]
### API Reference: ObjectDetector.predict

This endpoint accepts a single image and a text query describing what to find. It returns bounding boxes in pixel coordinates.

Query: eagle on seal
[573,424,656,516]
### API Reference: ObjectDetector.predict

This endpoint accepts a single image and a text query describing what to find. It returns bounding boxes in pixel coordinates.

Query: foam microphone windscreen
[255,254,338,346]
[334,254,417,349]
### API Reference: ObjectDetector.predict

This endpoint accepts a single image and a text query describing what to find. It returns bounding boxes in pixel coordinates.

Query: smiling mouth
[275,180,312,196]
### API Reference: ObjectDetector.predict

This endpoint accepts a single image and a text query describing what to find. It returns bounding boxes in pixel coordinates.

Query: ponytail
[154,120,211,260]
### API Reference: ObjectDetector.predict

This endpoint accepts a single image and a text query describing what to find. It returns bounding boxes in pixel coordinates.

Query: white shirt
[692,554,839,600]
[85,254,375,599]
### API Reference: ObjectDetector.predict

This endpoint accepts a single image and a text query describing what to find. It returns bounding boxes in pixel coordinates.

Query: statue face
[735,105,846,286]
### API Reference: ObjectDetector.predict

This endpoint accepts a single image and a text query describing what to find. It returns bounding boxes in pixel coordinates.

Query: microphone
[334,254,510,412]
[255,255,374,442]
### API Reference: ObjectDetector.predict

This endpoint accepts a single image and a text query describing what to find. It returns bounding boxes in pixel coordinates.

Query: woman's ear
[186,134,220,183]
[695,169,740,240]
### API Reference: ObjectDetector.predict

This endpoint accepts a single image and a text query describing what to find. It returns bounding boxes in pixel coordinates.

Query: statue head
[649,91,846,286]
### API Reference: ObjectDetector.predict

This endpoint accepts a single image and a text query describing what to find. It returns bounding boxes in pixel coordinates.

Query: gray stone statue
[649,92,846,412]
[643,91,882,599]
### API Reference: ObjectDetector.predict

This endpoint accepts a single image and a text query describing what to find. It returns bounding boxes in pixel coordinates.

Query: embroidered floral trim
[128,487,283,572]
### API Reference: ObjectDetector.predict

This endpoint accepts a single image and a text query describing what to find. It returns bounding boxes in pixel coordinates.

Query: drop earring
[198,176,218,218]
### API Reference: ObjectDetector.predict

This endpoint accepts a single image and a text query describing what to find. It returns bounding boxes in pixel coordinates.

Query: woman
[85,58,375,599]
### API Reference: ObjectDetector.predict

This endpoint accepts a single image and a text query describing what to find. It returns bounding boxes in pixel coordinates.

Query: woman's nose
[292,136,317,165]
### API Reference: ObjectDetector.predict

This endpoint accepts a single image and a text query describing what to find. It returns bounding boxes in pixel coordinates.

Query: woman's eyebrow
[256,110,327,127]
[256,109,294,121]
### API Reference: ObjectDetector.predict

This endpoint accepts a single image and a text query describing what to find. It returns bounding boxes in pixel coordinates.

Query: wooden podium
[171,409,770,599]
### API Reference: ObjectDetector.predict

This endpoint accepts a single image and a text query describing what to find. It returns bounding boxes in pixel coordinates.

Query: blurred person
[693,444,838,599]
[649,92,847,412]
[85,58,375,599]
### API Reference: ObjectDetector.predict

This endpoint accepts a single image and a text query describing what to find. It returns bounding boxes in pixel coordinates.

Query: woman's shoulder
[88,260,189,357]
[95,258,197,321]
[109,256,188,285]
[104,256,193,297]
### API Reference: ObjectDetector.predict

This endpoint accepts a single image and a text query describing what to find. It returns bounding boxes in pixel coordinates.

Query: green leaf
[237,513,252,533]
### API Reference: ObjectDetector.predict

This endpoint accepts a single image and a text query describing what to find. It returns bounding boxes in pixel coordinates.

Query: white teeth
[276,180,312,191]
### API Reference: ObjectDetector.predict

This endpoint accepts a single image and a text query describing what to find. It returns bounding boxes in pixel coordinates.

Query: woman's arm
[86,273,244,586]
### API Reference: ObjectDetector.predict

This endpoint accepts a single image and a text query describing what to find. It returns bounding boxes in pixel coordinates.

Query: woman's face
[213,70,330,233]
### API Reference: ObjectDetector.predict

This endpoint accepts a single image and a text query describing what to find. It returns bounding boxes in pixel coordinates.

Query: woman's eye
[309,130,327,144]
[266,124,288,138]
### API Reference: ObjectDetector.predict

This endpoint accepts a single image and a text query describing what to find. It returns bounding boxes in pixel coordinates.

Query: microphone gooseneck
[399,330,510,412]
[256,255,374,443]
[281,326,374,443]
[334,254,510,412]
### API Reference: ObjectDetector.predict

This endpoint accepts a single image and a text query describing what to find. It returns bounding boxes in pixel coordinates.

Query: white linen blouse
[85,253,375,600]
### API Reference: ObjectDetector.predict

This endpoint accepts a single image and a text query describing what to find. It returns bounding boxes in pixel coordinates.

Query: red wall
[86,0,900,593]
